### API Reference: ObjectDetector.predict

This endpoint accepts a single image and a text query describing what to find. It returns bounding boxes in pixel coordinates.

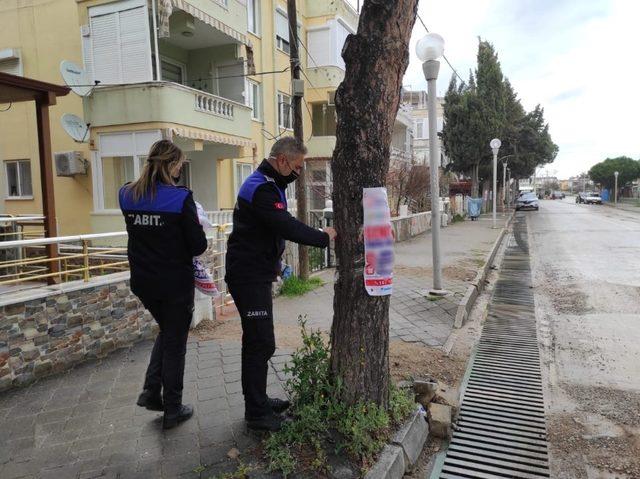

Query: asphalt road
[527,198,640,478]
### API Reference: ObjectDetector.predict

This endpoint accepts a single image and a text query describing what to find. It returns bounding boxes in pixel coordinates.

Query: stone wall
[0,274,156,392]
[391,212,430,242]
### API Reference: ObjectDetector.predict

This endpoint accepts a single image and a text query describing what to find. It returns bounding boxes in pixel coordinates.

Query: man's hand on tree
[323,227,337,241]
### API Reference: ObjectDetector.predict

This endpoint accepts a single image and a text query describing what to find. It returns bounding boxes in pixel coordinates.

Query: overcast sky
[349,0,640,179]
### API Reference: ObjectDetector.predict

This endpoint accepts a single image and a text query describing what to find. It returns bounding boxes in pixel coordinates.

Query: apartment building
[0,0,412,234]
[402,89,447,168]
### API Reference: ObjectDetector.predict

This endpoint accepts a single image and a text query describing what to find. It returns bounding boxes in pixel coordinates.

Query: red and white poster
[363,187,394,296]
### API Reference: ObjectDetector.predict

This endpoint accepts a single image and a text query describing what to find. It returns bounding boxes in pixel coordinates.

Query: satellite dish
[61,114,89,143]
[60,60,92,97]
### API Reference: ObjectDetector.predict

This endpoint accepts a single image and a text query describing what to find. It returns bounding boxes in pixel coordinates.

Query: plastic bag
[193,200,219,297]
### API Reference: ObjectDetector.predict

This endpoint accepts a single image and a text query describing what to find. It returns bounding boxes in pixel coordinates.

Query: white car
[516,193,539,211]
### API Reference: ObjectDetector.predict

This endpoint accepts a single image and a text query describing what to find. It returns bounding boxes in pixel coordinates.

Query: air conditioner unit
[327,90,336,106]
[54,151,87,176]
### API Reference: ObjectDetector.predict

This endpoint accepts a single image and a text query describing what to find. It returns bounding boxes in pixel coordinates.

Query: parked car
[516,192,539,211]
[551,191,565,199]
[576,192,602,204]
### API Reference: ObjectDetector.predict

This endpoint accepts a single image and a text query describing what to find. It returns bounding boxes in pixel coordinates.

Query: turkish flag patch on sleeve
[274,202,285,210]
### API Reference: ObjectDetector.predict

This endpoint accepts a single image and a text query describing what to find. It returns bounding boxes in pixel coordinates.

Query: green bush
[264,318,417,476]
[280,276,323,297]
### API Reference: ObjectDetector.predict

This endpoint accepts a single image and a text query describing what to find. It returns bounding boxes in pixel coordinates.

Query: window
[245,79,261,120]
[278,92,292,130]
[5,160,32,198]
[311,102,337,136]
[275,9,300,55]
[85,0,153,85]
[160,58,185,84]
[335,21,351,70]
[247,0,259,35]
[235,162,253,194]
[0,48,22,76]
[414,119,426,139]
[275,10,290,54]
[102,156,135,209]
[96,130,161,210]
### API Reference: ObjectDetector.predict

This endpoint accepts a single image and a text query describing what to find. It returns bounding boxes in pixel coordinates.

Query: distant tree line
[588,156,640,190]
[441,40,558,196]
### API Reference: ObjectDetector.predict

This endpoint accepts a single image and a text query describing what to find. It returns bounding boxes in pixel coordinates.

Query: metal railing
[0,232,129,288]
[0,226,237,317]
[0,215,46,241]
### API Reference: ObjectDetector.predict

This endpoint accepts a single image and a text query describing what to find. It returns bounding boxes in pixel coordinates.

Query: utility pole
[287,0,309,280]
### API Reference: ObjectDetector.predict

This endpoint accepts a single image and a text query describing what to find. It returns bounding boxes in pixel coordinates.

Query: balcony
[174,0,248,41]
[84,82,251,139]
[305,66,345,90]
[305,0,359,26]
[306,136,336,159]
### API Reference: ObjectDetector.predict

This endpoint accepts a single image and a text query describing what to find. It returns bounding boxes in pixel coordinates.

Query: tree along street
[529,198,640,477]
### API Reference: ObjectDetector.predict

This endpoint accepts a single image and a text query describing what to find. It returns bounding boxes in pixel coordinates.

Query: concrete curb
[454,212,515,328]
[365,411,429,479]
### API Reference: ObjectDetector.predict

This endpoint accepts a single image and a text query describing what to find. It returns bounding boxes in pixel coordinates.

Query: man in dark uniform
[225,137,336,432]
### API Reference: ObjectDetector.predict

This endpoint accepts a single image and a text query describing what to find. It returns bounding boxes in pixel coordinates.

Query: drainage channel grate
[438,215,550,479]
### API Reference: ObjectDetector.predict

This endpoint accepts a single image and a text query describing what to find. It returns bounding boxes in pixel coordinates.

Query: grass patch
[280,276,323,297]
[452,213,466,223]
[265,318,417,477]
[427,295,443,301]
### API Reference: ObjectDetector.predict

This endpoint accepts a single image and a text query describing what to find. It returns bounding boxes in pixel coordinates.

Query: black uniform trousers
[139,291,194,414]
[227,282,275,419]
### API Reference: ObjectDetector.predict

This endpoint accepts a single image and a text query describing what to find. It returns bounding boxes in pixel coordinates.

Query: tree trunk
[471,163,480,197]
[330,0,418,408]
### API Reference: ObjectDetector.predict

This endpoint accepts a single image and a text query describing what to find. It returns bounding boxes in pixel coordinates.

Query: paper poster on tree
[362,187,394,296]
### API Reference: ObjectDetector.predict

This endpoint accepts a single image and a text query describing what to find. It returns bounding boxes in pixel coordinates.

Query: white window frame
[0,48,23,76]
[4,160,33,199]
[160,56,186,84]
[275,9,290,55]
[247,0,260,36]
[414,119,427,139]
[277,92,292,130]
[234,161,253,195]
[245,79,261,121]
[93,130,161,212]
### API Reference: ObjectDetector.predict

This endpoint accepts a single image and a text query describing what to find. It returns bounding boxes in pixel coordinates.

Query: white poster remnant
[363,187,394,296]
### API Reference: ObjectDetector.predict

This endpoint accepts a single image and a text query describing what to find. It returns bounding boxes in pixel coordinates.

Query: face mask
[284,169,299,184]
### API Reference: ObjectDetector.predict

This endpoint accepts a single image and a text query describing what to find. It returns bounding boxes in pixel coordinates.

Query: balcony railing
[195,92,236,119]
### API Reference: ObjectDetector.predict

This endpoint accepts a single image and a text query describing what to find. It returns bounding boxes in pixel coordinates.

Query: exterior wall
[0,274,156,391]
[0,0,93,235]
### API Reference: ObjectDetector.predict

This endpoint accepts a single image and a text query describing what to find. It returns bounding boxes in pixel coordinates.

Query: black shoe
[246,412,284,432]
[137,390,163,412]
[162,404,193,430]
[268,397,291,414]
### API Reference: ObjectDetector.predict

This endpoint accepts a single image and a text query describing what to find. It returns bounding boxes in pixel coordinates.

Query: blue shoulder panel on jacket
[119,184,189,213]
[238,171,287,205]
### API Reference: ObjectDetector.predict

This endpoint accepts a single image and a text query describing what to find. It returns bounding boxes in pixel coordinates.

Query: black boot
[268,397,291,414]
[137,389,163,412]
[246,412,284,432]
[163,404,194,430]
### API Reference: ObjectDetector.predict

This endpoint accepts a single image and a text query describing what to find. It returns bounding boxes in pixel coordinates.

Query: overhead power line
[416,13,465,85]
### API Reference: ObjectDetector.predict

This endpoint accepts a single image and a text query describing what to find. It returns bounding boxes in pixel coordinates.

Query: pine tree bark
[329,0,418,408]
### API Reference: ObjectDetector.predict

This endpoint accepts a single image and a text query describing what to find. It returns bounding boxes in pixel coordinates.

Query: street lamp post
[417,33,446,295]
[614,171,619,205]
[502,161,507,216]
[490,138,501,228]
